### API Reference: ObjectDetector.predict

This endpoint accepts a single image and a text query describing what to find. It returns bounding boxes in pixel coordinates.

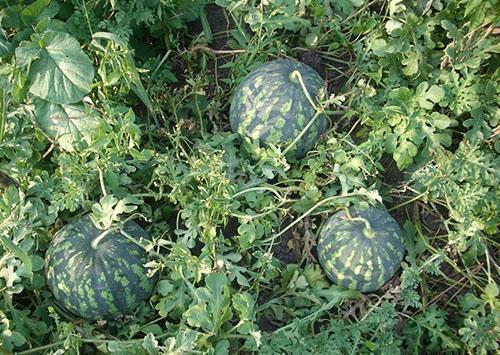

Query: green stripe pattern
[45,215,157,320]
[317,207,405,292]
[229,59,328,157]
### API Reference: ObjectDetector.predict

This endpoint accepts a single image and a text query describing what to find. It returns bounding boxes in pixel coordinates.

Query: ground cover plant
[0,0,499,354]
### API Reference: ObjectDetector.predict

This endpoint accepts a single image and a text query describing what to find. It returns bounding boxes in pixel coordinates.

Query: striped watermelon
[317,207,405,292]
[45,215,157,320]
[229,59,328,157]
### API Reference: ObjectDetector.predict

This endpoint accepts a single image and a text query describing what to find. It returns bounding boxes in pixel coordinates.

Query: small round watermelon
[45,215,157,320]
[317,207,405,292]
[229,59,328,157]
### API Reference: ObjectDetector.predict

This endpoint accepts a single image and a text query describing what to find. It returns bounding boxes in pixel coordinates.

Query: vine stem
[0,80,5,143]
[484,247,492,284]
[81,0,93,36]
[282,111,321,156]
[119,229,167,266]
[261,192,367,249]
[132,193,157,198]
[42,144,55,159]
[97,163,107,196]
[92,225,162,260]
[232,186,283,201]
[398,312,459,348]
[230,198,291,221]
[17,339,67,355]
[194,92,205,140]
[388,192,427,212]
[149,50,172,84]
[17,333,173,355]
[273,288,360,334]
[189,45,246,55]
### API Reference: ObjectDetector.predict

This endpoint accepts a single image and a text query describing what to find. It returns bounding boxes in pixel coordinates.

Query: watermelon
[45,215,157,320]
[229,59,328,157]
[317,207,405,292]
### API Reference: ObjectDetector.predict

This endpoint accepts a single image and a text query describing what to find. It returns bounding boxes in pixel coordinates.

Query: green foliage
[410,142,499,259]
[350,0,499,169]
[0,0,498,353]
[261,302,402,354]
[16,30,94,104]
[458,291,500,355]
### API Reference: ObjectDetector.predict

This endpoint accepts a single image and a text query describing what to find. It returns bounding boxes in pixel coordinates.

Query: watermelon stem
[343,209,375,239]
[284,70,344,156]
[283,111,321,155]
[91,228,115,249]
[290,70,320,111]
[354,217,374,238]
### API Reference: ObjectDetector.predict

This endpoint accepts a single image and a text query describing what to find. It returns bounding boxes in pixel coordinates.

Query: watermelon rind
[317,207,405,292]
[45,215,157,320]
[229,58,328,157]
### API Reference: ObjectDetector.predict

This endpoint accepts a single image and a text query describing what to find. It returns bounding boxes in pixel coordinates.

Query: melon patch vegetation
[0,1,498,354]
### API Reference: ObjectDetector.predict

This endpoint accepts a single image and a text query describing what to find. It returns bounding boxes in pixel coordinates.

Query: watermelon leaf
[185,273,232,334]
[91,195,143,230]
[0,235,33,282]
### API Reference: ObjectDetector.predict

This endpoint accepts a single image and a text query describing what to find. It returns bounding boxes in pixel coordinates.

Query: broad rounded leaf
[28,31,94,104]
[35,100,100,151]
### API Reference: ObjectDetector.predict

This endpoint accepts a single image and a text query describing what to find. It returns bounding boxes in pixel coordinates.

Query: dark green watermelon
[317,207,405,292]
[45,215,157,320]
[229,59,328,157]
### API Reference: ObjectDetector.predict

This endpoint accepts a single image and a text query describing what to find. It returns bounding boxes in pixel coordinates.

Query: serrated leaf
[142,333,159,355]
[482,283,499,301]
[185,303,211,330]
[402,53,418,76]
[0,29,14,58]
[35,100,100,151]
[92,32,153,113]
[371,38,394,57]
[214,340,229,355]
[385,133,398,153]
[0,235,33,281]
[15,41,41,67]
[371,38,388,57]
[430,112,451,129]
[91,195,142,229]
[24,30,94,104]
[185,273,231,334]
[349,0,364,6]
[393,139,418,169]
[233,292,254,320]
[157,280,174,296]
[1,330,27,351]
[426,85,445,103]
